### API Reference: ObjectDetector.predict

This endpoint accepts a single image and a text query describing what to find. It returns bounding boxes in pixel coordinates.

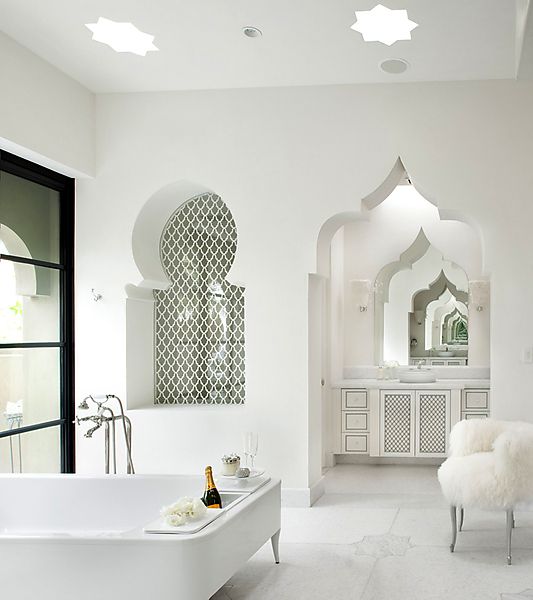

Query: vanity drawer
[342,389,368,409]
[462,390,489,411]
[342,412,368,432]
[343,434,368,453]
[462,412,489,420]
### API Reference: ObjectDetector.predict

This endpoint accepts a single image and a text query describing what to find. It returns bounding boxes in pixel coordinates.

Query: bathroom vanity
[331,378,490,459]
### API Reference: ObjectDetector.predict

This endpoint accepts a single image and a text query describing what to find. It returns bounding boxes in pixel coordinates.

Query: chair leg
[459,507,464,532]
[450,505,457,553]
[506,509,514,565]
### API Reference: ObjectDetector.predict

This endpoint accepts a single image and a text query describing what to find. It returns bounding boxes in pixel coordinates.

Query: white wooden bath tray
[143,491,250,535]
[143,507,224,535]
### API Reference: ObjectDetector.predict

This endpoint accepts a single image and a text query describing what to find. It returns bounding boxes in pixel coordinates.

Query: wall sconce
[469,280,490,313]
[414,310,424,325]
[351,279,372,313]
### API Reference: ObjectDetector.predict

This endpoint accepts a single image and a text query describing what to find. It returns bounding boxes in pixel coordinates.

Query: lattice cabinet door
[415,391,450,458]
[380,391,415,457]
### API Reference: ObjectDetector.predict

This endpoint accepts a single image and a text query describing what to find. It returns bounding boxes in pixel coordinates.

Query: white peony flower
[160,496,207,526]
[190,497,207,520]
[166,513,187,527]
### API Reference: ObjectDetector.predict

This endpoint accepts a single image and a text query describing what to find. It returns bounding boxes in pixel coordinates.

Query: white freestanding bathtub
[0,474,281,600]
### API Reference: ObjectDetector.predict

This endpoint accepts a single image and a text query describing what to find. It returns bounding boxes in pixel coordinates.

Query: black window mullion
[0,150,75,473]
[0,419,64,440]
[0,150,68,192]
[0,253,64,270]
[60,176,75,473]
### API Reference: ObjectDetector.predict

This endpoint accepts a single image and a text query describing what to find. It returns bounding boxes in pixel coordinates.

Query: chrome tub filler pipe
[76,394,134,474]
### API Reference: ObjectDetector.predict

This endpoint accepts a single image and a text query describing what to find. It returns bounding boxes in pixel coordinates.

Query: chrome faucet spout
[85,424,101,438]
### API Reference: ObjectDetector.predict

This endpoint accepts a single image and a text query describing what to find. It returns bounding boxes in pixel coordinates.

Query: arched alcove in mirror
[377,237,471,366]
[314,157,490,376]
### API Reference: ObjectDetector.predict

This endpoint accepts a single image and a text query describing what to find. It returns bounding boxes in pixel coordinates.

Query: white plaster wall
[74,80,533,493]
[329,228,345,383]
[0,32,94,177]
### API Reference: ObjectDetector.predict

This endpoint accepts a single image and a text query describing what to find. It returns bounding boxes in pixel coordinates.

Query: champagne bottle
[202,466,222,509]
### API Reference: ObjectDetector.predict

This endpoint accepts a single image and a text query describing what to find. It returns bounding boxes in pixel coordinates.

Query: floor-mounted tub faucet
[76,394,135,474]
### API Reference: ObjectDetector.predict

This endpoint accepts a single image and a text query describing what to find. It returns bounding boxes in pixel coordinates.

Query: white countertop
[332,379,490,390]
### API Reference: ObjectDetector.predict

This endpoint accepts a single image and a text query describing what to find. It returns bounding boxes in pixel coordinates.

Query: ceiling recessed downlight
[380,58,409,74]
[85,17,158,56]
[243,26,262,38]
[351,4,418,46]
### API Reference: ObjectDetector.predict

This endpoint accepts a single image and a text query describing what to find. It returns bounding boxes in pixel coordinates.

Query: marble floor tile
[281,497,398,544]
[501,591,533,600]
[354,533,412,558]
[324,464,442,495]
[392,507,533,548]
[360,545,533,600]
[211,465,533,600]
[211,542,375,600]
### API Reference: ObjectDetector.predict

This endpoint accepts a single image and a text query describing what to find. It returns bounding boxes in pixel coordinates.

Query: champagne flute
[244,432,259,470]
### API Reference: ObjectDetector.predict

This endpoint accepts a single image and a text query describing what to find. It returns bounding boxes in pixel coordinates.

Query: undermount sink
[398,369,437,383]
[438,351,455,358]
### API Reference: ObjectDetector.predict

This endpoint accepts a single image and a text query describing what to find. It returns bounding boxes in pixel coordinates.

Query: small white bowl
[221,459,240,476]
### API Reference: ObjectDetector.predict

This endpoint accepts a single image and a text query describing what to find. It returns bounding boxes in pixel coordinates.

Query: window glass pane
[0,261,59,343]
[0,170,60,264]
[0,347,60,433]
[0,425,60,473]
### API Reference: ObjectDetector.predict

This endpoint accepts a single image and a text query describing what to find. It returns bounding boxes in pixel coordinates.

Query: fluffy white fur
[438,419,533,509]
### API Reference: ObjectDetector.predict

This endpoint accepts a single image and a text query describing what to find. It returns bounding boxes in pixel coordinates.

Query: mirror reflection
[376,233,473,366]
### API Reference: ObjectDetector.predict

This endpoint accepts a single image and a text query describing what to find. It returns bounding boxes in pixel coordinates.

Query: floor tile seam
[387,508,401,533]
[279,540,374,548]
[354,555,379,600]
[321,492,444,499]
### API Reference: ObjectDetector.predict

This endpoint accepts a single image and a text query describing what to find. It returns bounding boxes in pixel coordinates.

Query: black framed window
[0,150,74,473]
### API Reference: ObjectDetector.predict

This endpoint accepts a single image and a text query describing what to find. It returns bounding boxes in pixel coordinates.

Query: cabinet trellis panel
[382,392,414,456]
[416,392,450,457]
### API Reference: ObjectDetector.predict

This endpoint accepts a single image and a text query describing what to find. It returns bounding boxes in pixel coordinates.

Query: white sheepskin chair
[438,418,533,564]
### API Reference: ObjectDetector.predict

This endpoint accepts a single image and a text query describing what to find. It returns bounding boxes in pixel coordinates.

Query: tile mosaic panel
[154,193,245,405]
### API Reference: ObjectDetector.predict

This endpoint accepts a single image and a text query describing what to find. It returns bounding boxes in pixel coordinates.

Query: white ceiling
[0,0,523,93]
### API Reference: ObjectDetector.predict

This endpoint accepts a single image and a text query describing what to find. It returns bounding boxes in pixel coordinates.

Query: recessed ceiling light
[351,4,418,46]
[85,17,158,56]
[243,26,262,38]
[380,58,409,74]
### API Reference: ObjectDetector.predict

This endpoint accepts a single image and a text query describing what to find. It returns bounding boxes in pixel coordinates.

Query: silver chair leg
[506,509,514,565]
[459,507,464,532]
[450,505,457,553]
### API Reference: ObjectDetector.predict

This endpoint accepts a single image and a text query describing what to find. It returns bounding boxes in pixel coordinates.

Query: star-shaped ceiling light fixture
[85,17,159,56]
[351,4,418,46]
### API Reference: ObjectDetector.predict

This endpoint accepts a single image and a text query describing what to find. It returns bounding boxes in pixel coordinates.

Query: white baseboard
[335,455,444,466]
[310,476,325,505]
[282,477,325,507]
